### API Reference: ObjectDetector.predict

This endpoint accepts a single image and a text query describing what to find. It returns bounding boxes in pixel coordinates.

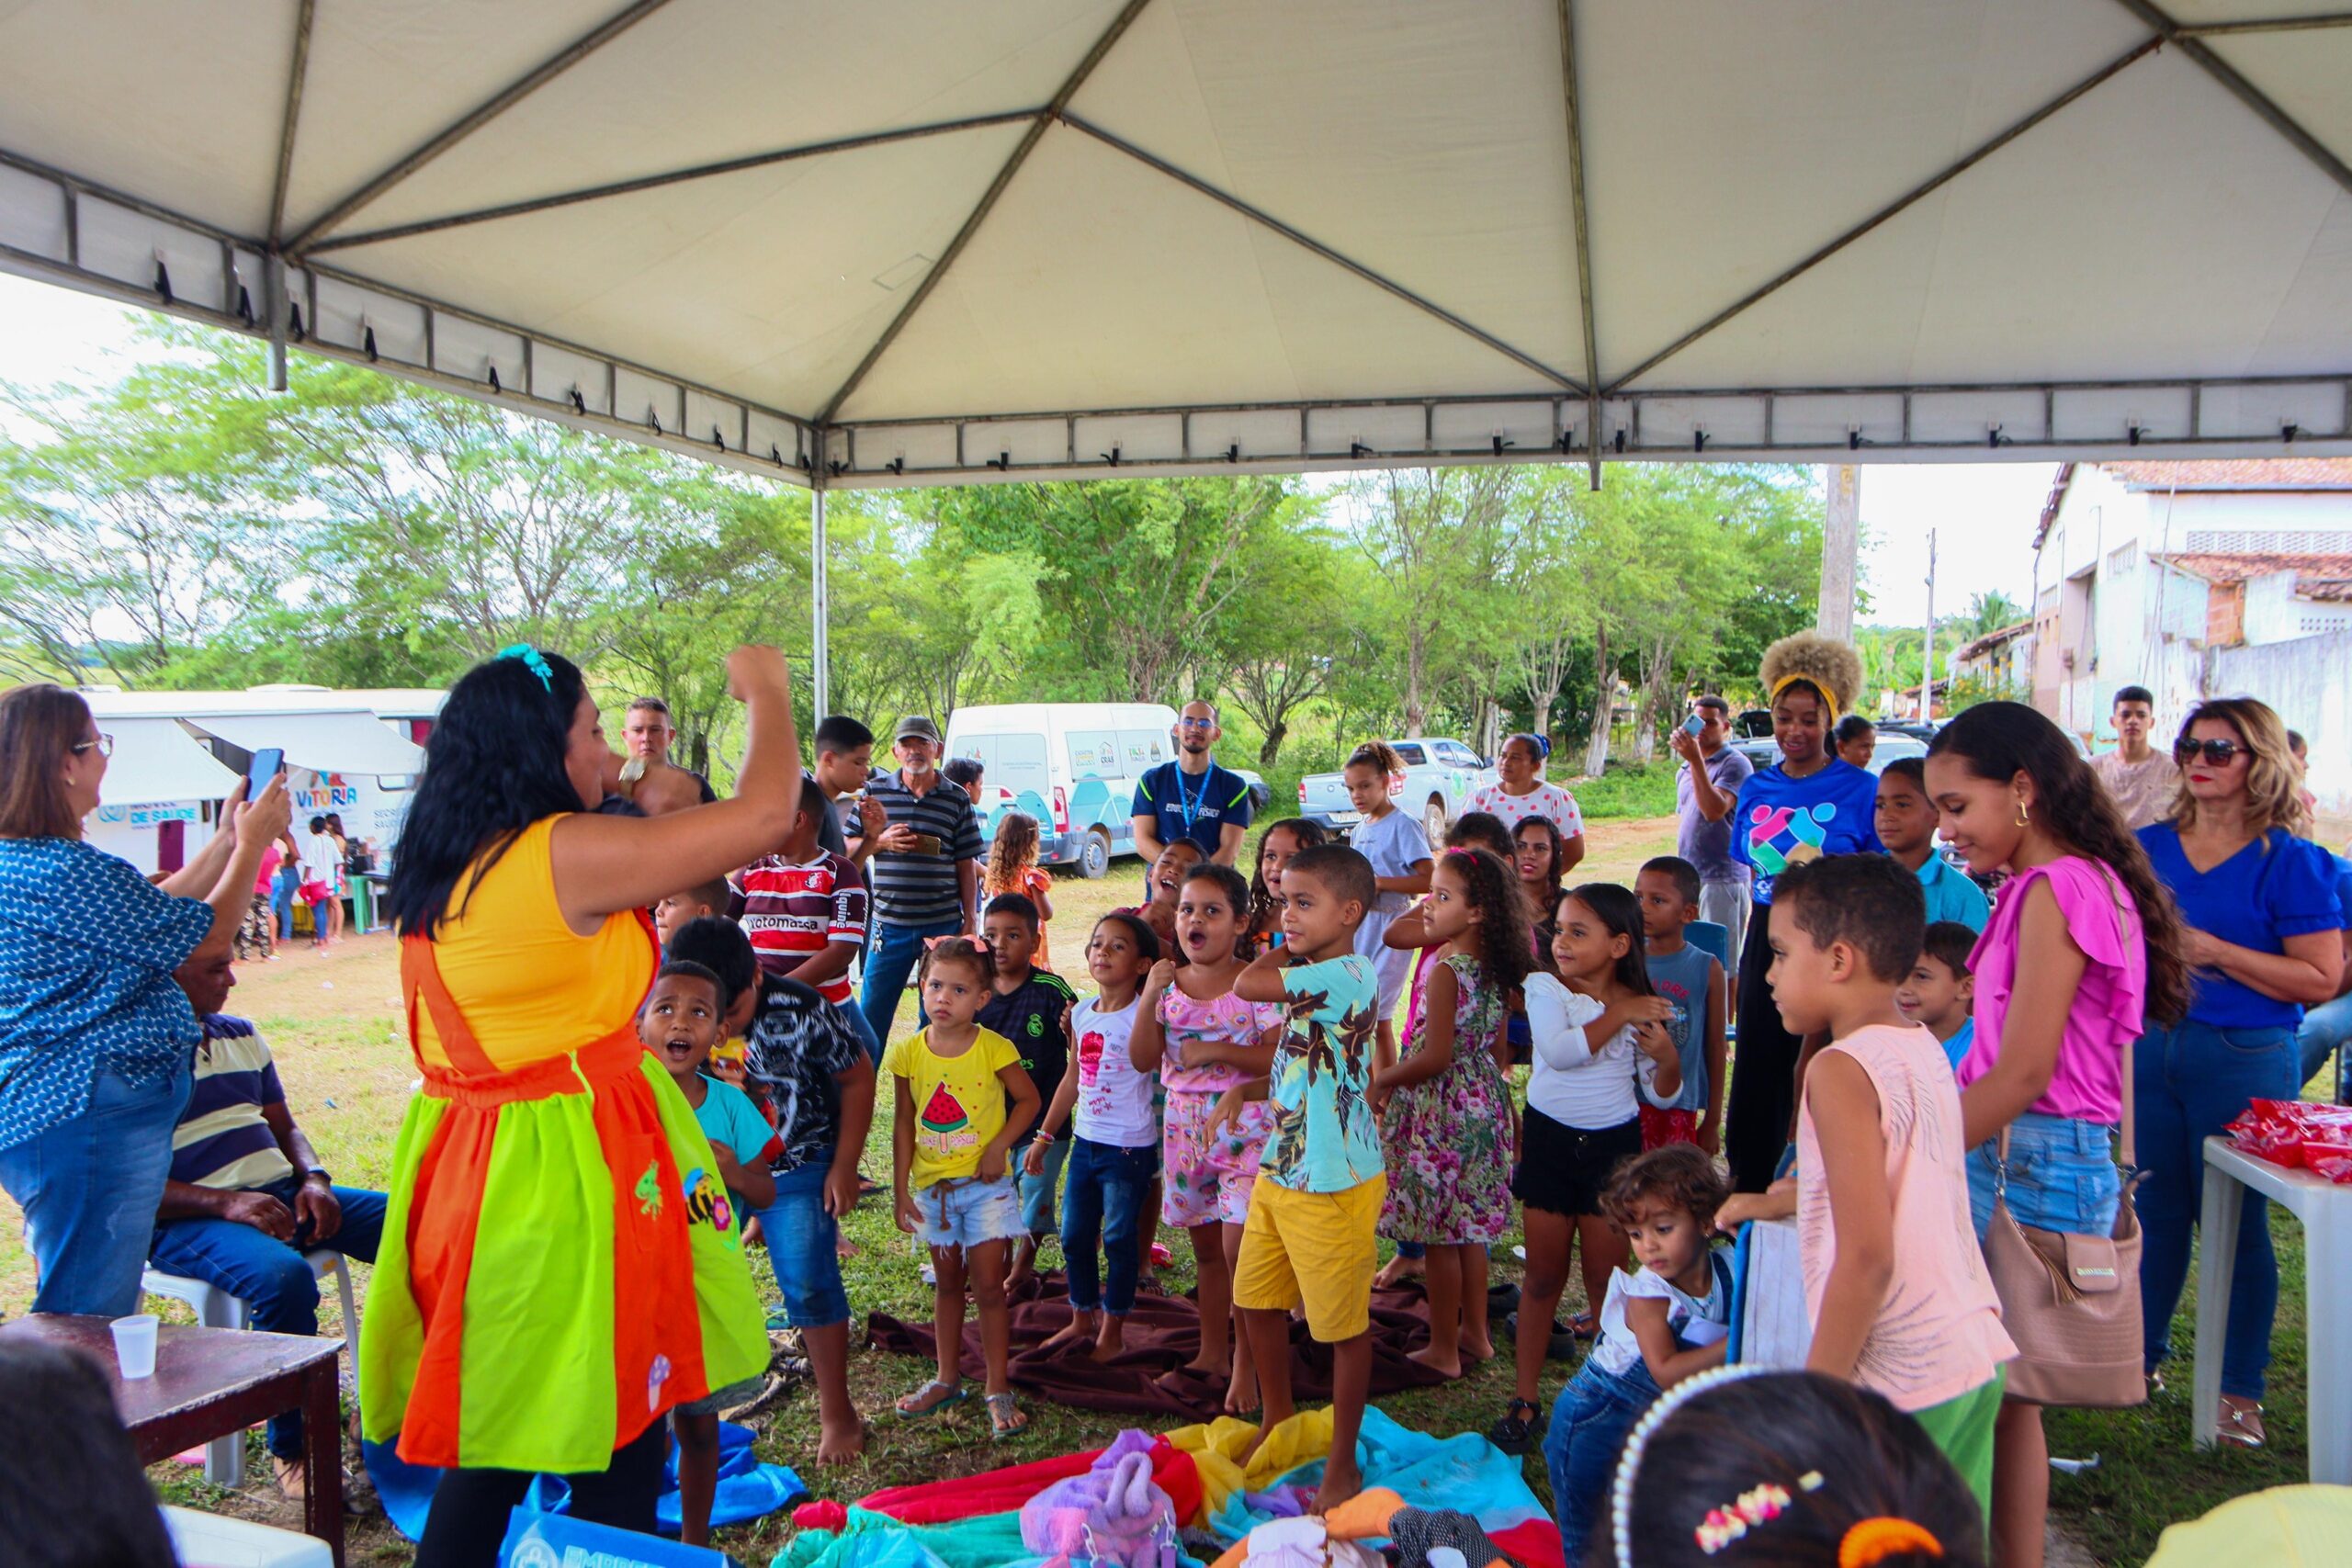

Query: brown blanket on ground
[865,1273,1455,1418]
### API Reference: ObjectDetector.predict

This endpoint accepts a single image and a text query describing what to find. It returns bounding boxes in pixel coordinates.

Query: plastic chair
[141,1249,356,1489]
[1686,919,1731,974]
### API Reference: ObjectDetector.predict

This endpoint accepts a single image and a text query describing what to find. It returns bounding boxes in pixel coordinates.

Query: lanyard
[1173,763,1210,831]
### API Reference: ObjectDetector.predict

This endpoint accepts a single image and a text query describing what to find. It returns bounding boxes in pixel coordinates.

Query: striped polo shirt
[170,1015,296,1190]
[864,769,984,926]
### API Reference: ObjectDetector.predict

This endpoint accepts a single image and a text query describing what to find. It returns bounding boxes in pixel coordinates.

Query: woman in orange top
[362,644,800,1567]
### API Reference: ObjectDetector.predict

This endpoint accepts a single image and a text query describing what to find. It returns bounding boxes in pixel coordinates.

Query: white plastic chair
[141,1249,356,1489]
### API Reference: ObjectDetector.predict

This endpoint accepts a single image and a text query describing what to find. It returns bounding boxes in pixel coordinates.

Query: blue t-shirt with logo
[1730,759,1883,904]
[1132,761,1255,858]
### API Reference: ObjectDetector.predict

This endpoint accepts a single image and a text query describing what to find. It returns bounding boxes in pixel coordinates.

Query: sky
[0,268,2051,631]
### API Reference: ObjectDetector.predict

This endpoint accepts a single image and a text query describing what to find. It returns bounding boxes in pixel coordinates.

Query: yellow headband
[1769,672,1839,725]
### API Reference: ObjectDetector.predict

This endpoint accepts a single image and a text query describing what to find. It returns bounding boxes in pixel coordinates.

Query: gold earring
[2014,800,2030,829]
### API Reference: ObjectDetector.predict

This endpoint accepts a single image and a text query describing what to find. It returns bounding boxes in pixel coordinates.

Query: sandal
[2217,1397,2266,1450]
[986,1391,1029,1439]
[894,1379,966,1418]
[1489,1397,1540,1456]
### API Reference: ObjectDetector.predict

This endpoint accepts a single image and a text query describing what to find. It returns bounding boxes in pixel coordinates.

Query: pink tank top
[1797,1022,2015,1413]
[1957,856,2144,1124]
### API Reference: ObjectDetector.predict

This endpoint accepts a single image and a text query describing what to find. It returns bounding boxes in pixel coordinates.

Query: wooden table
[0,1314,345,1565]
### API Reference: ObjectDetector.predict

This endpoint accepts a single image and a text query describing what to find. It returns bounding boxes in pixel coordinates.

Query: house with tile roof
[2030,459,2352,814]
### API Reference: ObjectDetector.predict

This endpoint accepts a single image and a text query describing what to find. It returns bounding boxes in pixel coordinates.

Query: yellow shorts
[1233,1174,1385,1343]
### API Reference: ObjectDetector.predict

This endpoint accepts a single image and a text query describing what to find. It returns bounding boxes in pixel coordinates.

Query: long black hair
[1562,880,1656,998]
[1248,816,1329,937]
[1928,701,2189,1023]
[1439,846,1535,999]
[387,648,590,938]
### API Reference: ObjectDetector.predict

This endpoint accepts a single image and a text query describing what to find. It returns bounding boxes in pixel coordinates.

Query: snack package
[2228,1098,2352,1177]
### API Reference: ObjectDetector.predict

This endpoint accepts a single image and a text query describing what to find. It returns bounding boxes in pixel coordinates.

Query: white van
[943,703,1182,878]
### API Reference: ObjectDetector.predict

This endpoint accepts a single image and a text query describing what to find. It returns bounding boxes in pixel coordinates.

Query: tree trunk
[1404,622,1428,735]
[1583,627,1612,776]
[1259,721,1288,769]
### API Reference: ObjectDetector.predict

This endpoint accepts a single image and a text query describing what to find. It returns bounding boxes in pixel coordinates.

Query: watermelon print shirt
[1260,953,1385,1193]
[882,1024,1023,1188]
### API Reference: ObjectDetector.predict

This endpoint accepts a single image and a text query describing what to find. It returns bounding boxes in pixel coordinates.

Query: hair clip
[495,643,554,693]
[1838,1518,1941,1568]
[1696,1472,1825,1555]
[1610,1364,1780,1568]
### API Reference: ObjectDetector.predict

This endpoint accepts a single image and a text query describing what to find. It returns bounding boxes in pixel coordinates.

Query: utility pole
[1922,527,1938,722]
[1818,465,1860,640]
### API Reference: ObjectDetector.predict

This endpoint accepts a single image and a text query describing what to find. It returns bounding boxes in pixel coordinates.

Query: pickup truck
[1297,738,1498,845]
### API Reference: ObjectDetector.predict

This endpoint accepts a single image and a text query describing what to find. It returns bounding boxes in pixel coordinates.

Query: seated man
[149,946,387,1503]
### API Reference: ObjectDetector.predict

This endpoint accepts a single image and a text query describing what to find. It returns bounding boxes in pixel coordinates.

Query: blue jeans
[832,998,883,1068]
[2299,991,2352,1102]
[1966,1112,2121,1242]
[859,916,962,1050]
[1061,1137,1159,1316]
[271,865,301,942]
[2136,1019,2300,1399]
[1544,1354,1665,1561]
[754,1155,850,1328]
[0,1062,192,1317]
[1021,1135,1070,1237]
[147,1177,386,1457]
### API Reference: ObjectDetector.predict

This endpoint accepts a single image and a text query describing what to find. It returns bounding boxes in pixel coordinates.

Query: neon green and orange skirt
[358,1035,769,1472]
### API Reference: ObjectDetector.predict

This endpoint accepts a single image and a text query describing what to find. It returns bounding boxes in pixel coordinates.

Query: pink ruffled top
[1956,856,2145,1124]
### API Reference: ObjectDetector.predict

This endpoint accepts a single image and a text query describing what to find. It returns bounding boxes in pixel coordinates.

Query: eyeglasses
[72,733,113,758]
[1176,717,1216,730]
[2175,739,2242,766]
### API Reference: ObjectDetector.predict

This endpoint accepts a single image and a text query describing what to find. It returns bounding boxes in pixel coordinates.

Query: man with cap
[856,715,985,1049]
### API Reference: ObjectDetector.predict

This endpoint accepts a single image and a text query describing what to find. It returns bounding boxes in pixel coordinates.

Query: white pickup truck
[1296,738,1498,845]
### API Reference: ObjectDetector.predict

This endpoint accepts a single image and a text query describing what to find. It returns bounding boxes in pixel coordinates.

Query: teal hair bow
[496,643,554,693]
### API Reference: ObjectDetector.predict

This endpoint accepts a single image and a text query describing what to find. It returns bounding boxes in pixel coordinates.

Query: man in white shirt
[2089,684,2181,830]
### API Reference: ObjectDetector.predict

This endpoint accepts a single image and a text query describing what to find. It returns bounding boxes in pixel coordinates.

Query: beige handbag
[1979,865,2146,1409]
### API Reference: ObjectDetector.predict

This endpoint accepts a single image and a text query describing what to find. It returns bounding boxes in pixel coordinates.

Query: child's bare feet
[1038,1312,1096,1354]
[835,1232,862,1260]
[1088,1315,1127,1361]
[1373,1253,1423,1289]
[1461,1328,1497,1362]
[816,1415,866,1464]
[1311,1453,1363,1514]
[1405,1344,1463,1378]
[1223,1366,1260,1416]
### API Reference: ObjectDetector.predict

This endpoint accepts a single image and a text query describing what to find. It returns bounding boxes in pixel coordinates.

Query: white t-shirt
[1070,996,1158,1148]
[1463,780,1586,840]
[1589,1253,1735,1377]
[1523,973,1679,1128]
[1349,807,1431,918]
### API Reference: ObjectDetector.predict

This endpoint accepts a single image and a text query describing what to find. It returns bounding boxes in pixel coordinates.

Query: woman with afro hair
[1723,631,1884,1191]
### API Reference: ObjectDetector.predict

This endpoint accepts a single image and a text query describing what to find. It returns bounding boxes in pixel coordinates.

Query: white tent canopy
[98,716,243,810]
[4,0,2350,494]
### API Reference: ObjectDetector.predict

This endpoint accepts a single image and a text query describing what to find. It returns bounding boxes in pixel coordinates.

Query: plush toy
[1019,1429,1181,1568]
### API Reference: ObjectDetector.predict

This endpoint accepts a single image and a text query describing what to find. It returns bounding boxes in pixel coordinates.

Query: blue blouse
[0,838,212,1149]
[2137,823,2347,1031]
[1730,759,1884,904]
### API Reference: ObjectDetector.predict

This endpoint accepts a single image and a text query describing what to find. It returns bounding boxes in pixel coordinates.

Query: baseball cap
[894,716,943,745]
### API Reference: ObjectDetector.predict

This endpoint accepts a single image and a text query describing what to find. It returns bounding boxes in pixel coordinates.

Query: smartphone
[246,746,285,798]
[1681,715,1705,737]
[910,831,944,856]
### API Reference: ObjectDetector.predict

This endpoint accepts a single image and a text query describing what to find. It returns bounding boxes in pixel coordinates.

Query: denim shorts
[1020,1136,1070,1236]
[913,1172,1024,1253]
[755,1156,850,1328]
[1966,1111,2121,1242]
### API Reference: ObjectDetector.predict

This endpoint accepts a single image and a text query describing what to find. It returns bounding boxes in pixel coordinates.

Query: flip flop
[986,1391,1030,1439]
[894,1380,966,1419]
[1489,1397,1540,1456]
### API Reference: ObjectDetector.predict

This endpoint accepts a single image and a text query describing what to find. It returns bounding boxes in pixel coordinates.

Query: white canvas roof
[84,692,429,778]
[98,716,243,810]
[3,0,2349,490]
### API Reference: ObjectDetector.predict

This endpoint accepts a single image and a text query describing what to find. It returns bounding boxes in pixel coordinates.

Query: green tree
[1215,519,1358,767]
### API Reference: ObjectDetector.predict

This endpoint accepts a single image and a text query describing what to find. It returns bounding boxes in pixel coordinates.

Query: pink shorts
[1160,1086,1272,1229]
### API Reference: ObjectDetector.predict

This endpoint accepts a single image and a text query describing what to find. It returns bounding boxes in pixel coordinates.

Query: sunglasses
[2174,739,2243,766]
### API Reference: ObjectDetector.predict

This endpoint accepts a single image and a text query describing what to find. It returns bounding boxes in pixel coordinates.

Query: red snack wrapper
[2229,1099,2310,1167]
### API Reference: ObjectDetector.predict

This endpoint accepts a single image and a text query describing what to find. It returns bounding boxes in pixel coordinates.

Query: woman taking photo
[2135,697,2346,1449]
[0,683,290,1315]
[1720,631,1882,1192]
[363,644,789,1566]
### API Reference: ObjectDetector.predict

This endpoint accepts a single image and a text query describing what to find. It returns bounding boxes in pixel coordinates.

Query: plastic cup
[110,1313,160,1379]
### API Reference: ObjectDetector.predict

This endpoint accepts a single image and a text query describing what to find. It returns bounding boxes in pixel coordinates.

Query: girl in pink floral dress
[1374,846,1534,1376]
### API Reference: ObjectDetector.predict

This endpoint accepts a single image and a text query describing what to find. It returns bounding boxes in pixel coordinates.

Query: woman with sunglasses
[0,683,291,1316]
[2134,696,2347,1448]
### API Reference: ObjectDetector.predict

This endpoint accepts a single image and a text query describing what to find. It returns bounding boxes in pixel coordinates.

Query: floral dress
[1379,953,1513,1244]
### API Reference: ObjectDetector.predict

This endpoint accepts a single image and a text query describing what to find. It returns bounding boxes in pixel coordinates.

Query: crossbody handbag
[1978,862,2144,1408]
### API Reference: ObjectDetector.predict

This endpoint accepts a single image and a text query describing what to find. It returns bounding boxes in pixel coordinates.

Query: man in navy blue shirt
[1131,700,1254,866]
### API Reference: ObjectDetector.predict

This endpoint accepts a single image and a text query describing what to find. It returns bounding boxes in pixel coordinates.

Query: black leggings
[1724,902,1801,1193]
[413,1418,666,1568]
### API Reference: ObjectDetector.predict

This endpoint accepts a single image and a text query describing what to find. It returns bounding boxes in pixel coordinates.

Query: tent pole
[1819,465,1860,641]
[810,482,830,722]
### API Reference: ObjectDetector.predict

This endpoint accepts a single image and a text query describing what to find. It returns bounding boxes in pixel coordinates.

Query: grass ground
[1,811,2325,1564]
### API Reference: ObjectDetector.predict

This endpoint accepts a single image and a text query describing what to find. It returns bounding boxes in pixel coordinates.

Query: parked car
[1298,738,1498,844]
[943,703,1269,878]
[1728,731,1929,777]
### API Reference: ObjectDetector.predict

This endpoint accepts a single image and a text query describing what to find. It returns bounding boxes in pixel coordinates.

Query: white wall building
[2030,459,2352,814]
